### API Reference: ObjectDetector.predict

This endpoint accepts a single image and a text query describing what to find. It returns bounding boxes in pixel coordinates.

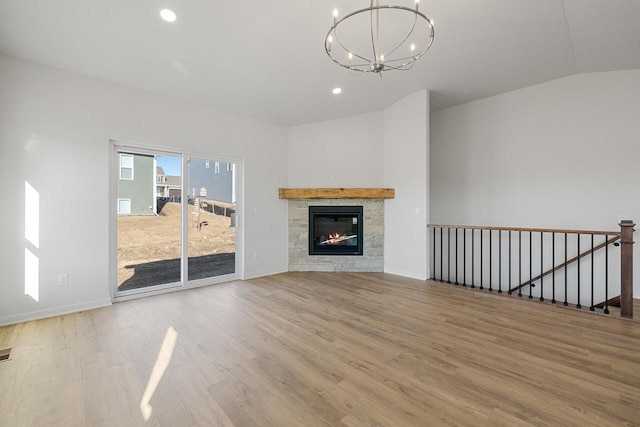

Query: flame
[327,233,346,244]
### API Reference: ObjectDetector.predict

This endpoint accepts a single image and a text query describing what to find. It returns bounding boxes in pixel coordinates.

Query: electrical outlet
[58,273,69,286]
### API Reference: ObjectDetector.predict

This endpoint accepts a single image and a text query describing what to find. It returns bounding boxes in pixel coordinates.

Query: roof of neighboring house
[165,176,181,186]
[156,166,166,175]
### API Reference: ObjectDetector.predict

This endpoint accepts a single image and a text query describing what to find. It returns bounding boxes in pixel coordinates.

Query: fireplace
[309,206,363,256]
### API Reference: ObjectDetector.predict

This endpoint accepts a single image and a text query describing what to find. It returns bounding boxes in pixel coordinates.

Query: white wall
[288,92,430,280]
[288,112,384,187]
[430,69,640,294]
[0,55,289,326]
[383,90,430,280]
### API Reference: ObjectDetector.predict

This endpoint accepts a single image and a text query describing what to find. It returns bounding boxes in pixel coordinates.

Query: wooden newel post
[620,220,635,319]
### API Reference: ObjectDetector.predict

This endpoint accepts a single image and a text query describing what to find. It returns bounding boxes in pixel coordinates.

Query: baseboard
[383,268,428,281]
[0,298,112,327]
[246,267,428,281]
[242,267,288,280]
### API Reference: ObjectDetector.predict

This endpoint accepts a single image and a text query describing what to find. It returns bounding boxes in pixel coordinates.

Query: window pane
[120,154,133,168]
[187,157,235,281]
[118,199,131,214]
[120,168,133,180]
[117,153,182,292]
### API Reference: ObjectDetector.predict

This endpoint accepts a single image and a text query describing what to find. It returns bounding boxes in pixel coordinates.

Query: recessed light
[160,9,177,22]
[332,87,342,95]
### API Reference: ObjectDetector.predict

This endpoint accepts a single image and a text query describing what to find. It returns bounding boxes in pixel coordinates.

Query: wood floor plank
[1,272,640,426]
[168,361,235,427]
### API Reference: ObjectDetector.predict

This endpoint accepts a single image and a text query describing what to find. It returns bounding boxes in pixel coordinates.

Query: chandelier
[325,0,434,76]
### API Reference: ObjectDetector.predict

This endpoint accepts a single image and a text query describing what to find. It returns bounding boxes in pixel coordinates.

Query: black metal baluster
[577,234,581,309]
[480,229,484,290]
[447,227,451,283]
[440,227,443,282]
[432,227,436,280]
[518,231,522,297]
[552,232,556,304]
[489,230,493,291]
[508,230,512,294]
[463,229,466,287]
[498,230,502,293]
[529,231,533,300]
[471,229,475,288]
[564,233,568,306]
[540,231,544,302]
[455,228,458,285]
[590,234,594,311]
[605,235,609,314]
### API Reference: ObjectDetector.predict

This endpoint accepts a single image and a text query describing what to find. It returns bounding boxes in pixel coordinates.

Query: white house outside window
[120,154,134,180]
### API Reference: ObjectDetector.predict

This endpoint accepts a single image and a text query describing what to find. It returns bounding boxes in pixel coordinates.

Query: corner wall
[288,112,384,187]
[288,91,430,280]
[383,90,430,279]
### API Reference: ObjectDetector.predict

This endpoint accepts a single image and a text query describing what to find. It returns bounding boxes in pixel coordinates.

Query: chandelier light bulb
[410,43,416,51]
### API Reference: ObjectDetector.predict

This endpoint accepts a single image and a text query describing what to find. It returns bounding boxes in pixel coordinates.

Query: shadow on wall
[119,253,235,291]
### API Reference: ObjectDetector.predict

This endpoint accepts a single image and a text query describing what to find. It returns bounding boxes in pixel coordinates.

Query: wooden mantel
[279,188,395,200]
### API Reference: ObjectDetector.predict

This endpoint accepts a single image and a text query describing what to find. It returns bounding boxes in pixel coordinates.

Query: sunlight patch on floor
[140,326,178,421]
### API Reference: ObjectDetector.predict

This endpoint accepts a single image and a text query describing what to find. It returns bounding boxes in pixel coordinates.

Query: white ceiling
[1,0,638,127]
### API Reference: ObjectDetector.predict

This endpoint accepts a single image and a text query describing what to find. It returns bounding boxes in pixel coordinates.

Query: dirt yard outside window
[117,202,235,290]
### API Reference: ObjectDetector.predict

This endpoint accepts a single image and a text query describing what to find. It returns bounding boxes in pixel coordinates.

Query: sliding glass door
[112,144,237,298]
[116,151,182,293]
[187,157,236,281]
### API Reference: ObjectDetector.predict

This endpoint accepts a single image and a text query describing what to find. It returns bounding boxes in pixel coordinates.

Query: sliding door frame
[108,139,243,302]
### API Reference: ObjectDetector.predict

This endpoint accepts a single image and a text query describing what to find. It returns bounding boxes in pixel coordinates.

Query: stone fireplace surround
[280,188,394,272]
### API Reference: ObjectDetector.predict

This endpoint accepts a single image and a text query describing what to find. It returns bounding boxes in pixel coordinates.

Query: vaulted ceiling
[1,0,639,127]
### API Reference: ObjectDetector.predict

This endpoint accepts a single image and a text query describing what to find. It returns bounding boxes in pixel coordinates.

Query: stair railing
[428,221,635,318]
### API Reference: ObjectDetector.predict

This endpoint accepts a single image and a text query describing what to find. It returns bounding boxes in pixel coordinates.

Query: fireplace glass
[309,206,363,256]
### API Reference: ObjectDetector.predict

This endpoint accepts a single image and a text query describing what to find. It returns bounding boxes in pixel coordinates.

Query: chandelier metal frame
[325,0,434,75]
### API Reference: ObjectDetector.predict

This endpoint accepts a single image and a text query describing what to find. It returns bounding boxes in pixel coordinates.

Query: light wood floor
[1,272,640,426]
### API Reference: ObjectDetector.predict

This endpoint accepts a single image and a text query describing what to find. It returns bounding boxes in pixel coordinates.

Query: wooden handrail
[428,224,620,237]
[595,295,621,309]
[511,235,621,293]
